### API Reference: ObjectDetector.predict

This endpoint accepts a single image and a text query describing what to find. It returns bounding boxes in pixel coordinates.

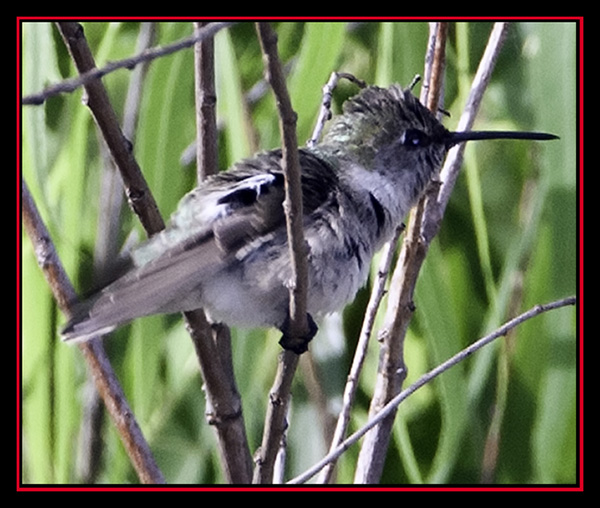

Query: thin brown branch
[183,312,253,483]
[353,22,450,484]
[289,295,576,484]
[256,22,309,339]
[22,179,166,485]
[430,22,510,221]
[252,22,308,484]
[22,21,234,107]
[189,22,253,483]
[423,22,448,113]
[56,21,164,236]
[194,21,219,181]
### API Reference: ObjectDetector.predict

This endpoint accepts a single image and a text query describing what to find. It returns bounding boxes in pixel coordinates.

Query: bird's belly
[199,239,369,330]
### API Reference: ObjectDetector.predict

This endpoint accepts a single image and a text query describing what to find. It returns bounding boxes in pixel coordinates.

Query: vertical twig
[22,179,166,484]
[183,311,253,483]
[427,22,510,221]
[253,22,308,484]
[189,21,253,484]
[354,22,449,484]
[194,21,218,181]
[256,22,309,341]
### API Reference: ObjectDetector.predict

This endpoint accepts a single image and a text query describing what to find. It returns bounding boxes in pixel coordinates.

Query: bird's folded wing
[61,149,337,342]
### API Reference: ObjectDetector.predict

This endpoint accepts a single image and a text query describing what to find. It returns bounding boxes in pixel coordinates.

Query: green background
[21,20,578,485]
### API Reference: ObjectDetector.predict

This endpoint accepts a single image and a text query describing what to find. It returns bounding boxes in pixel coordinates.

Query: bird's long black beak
[446,130,559,148]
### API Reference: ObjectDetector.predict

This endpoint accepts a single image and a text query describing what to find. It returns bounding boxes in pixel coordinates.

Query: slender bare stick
[353,22,450,484]
[22,21,234,106]
[56,21,165,237]
[257,22,309,342]
[253,22,308,484]
[289,296,576,484]
[194,21,218,182]
[317,225,404,483]
[189,21,253,483]
[428,22,510,223]
[183,311,253,483]
[22,179,166,484]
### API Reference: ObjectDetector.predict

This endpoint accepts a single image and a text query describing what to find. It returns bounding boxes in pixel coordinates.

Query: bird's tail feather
[61,237,222,342]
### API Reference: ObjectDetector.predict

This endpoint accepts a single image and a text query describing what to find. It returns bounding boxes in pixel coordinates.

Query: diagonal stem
[353,21,511,484]
[22,179,165,484]
[289,295,576,484]
[56,21,253,484]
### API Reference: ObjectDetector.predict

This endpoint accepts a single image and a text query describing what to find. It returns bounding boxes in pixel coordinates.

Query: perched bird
[62,84,557,353]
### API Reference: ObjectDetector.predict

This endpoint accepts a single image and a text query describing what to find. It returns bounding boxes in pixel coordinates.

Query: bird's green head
[319,83,557,180]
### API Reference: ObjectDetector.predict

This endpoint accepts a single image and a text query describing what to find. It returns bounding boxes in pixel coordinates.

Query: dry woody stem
[22,179,165,485]
[253,22,309,484]
[289,295,576,484]
[354,22,450,484]
[190,22,253,482]
[194,21,219,182]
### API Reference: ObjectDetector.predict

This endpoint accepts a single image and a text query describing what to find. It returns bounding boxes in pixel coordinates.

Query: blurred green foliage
[21,20,578,485]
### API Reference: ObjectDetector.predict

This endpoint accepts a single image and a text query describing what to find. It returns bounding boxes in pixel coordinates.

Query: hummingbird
[61,84,557,353]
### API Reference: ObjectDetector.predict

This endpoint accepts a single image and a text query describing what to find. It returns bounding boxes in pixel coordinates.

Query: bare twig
[253,22,308,484]
[183,311,253,483]
[307,71,367,148]
[56,21,164,236]
[289,296,576,484]
[22,21,234,107]
[256,22,309,341]
[189,22,253,483]
[194,21,218,181]
[22,179,166,484]
[427,22,510,224]
[317,225,404,483]
[354,22,450,484]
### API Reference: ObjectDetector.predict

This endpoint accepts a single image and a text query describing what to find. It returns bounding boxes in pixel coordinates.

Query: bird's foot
[278,313,318,355]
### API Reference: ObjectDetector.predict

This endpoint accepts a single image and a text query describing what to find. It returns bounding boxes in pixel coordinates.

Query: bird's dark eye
[402,129,430,149]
